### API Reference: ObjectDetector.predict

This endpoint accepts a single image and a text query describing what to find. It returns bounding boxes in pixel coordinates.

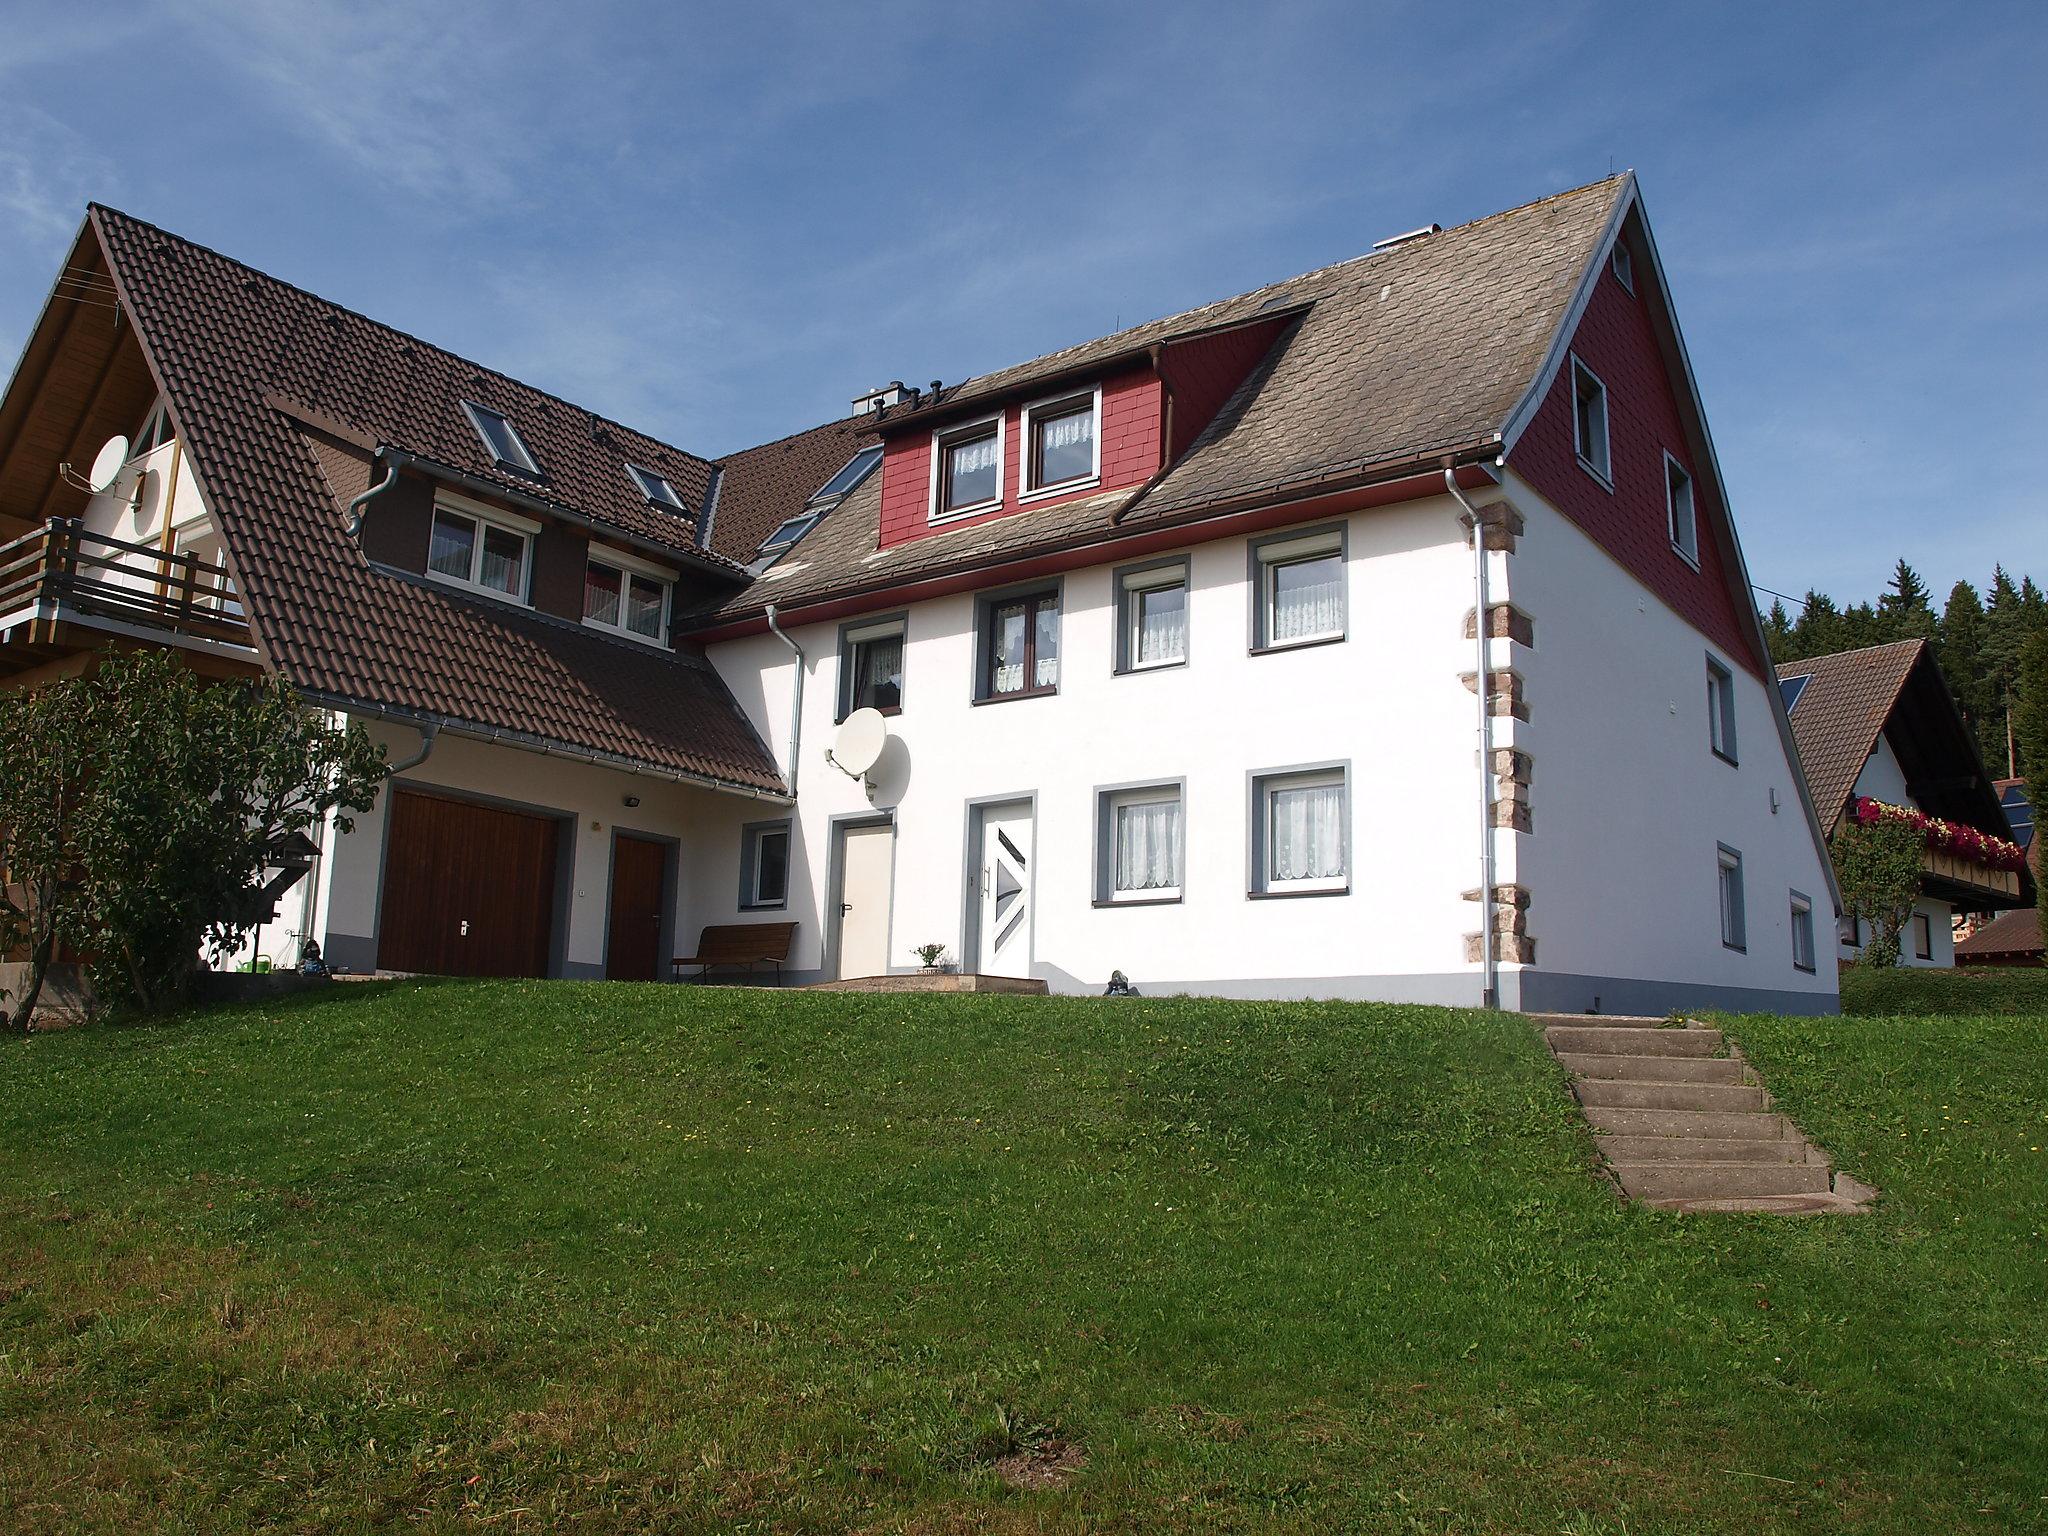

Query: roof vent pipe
[1372,223,1442,251]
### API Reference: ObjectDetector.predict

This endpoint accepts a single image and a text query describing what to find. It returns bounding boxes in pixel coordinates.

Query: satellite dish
[831,708,887,777]
[87,436,130,494]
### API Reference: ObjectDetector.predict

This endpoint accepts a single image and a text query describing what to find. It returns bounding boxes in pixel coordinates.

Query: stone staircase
[1537,1015,1876,1214]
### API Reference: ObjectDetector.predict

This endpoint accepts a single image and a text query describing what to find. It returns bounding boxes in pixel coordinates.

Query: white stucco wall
[1493,471,1838,1013]
[1851,734,1913,808]
[703,495,1506,1001]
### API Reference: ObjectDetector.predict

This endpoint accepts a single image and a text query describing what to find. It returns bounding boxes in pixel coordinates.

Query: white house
[0,173,1844,1013]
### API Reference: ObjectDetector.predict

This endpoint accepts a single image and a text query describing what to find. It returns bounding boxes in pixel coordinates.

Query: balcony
[0,517,259,680]
[1920,844,2024,907]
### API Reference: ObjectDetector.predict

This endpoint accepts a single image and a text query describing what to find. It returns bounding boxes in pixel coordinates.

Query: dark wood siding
[358,470,435,572]
[377,788,559,978]
[531,522,589,622]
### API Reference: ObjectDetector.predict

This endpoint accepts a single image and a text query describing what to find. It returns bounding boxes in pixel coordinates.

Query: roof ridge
[1775,635,1928,674]
[716,412,877,465]
[86,202,715,474]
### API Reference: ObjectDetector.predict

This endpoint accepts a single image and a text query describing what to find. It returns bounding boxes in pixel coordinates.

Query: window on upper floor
[838,616,905,719]
[1666,454,1698,567]
[1790,891,1816,972]
[583,552,671,644]
[627,463,687,513]
[1611,242,1635,294]
[1252,766,1349,897]
[1115,558,1189,672]
[1022,388,1100,497]
[1779,672,1811,713]
[427,498,533,601]
[932,416,1003,521]
[739,820,791,910]
[1717,844,1746,951]
[1096,782,1184,904]
[757,511,821,559]
[1571,357,1610,485]
[462,401,542,478]
[1251,526,1346,652]
[975,586,1059,701]
[1706,654,1738,764]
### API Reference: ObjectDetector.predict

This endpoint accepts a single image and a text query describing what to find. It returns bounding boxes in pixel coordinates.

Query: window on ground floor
[1717,844,1746,951]
[740,820,791,910]
[1095,782,1184,903]
[1251,766,1349,896]
[1912,911,1933,960]
[1790,890,1815,972]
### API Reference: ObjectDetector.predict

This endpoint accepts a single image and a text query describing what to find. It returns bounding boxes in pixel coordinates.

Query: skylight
[810,444,883,505]
[462,401,541,478]
[1778,673,1811,713]
[627,463,687,512]
[758,512,820,557]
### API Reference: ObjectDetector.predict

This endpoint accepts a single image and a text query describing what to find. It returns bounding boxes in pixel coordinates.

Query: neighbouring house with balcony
[1775,639,2032,966]
[0,174,1844,1012]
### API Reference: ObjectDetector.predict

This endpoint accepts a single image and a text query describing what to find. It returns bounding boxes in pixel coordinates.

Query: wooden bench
[672,921,799,985]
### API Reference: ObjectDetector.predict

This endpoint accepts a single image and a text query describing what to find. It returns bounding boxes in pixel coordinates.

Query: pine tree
[1878,558,1937,641]
[1761,599,1795,662]
[1985,566,2030,778]
[1792,591,1844,658]
[1841,600,1884,651]
[1938,580,1993,764]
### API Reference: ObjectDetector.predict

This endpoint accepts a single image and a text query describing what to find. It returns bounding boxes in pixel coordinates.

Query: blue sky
[1,1,2040,604]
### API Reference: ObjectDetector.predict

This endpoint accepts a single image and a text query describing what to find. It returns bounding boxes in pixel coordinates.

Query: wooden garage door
[377,789,560,978]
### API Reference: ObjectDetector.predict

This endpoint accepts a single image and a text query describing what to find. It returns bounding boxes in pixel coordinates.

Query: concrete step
[1557,1052,1748,1085]
[1585,1106,1796,1140]
[1545,1025,1722,1057]
[1574,1078,1767,1112]
[1597,1134,1816,1165]
[1643,1192,1868,1215]
[1611,1161,1832,1201]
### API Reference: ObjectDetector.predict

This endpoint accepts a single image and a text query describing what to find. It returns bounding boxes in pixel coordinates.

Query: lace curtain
[1115,798,1181,891]
[1271,782,1344,881]
[1135,585,1186,664]
[1269,554,1342,643]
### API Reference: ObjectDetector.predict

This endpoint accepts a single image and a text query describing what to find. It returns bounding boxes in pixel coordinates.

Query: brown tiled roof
[1954,907,2044,960]
[1775,639,1925,830]
[91,206,784,795]
[707,414,879,565]
[691,175,1631,623]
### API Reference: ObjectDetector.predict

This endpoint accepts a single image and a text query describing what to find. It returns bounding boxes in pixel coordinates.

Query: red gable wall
[1160,316,1291,459]
[876,367,1161,549]
[1507,250,1765,677]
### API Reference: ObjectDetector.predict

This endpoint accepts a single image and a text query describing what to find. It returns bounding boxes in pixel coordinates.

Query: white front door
[975,801,1034,977]
[834,822,894,980]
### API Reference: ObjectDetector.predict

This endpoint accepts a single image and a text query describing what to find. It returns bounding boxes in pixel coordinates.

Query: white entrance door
[835,822,894,980]
[975,801,1034,977]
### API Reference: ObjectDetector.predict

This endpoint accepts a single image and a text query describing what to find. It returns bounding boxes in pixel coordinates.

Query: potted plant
[913,942,949,974]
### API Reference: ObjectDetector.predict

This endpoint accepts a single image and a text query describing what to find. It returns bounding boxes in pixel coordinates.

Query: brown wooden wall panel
[531,522,590,623]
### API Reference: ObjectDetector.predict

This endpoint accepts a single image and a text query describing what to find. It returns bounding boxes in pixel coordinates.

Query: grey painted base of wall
[1514,969,1839,1018]
[322,931,379,975]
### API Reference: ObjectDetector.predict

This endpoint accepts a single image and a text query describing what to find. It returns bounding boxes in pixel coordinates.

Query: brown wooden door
[377,789,559,978]
[605,834,668,981]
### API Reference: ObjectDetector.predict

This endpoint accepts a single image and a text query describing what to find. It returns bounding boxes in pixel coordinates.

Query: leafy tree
[0,651,386,1023]
[1831,815,1925,968]
[0,676,98,1033]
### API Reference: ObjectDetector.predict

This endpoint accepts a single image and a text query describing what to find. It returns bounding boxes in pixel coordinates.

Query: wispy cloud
[0,104,116,250]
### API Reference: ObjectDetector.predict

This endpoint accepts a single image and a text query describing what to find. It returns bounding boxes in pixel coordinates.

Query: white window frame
[1706,654,1738,765]
[1250,525,1347,652]
[1019,385,1102,501]
[739,820,792,911]
[582,543,674,646]
[461,400,542,478]
[626,463,687,512]
[1666,452,1698,568]
[1570,356,1611,487]
[1252,765,1350,897]
[1718,844,1746,952]
[424,491,539,604]
[1096,782,1185,905]
[928,413,1005,524]
[1790,891,1816,973]
[1114,557,1190,673]
[1611,242,1634,294]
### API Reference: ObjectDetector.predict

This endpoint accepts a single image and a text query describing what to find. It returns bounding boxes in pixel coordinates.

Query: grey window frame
[1611,241,1635,294]
[1790,890,1816,973]
[1248,523,1348,655]
[836,612,907,721]
[1248,761,1351,899]
[1717,843,1746,952]
[1570,356,1611,487]
[1113,555,1191,674]
[1666,453,1698,567]
[971,578,1063,704]
[627,463,687,512]
[461,400,542,479]
[1092,777,1187,906]
[739,819,793,911]
[1706,654,1738,765]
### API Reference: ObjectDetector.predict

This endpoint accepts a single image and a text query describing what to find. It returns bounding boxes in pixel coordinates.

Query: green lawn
[1,977,2044,1533]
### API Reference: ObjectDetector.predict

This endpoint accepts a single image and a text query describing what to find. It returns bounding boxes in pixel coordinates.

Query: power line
[1752,583,1810,610]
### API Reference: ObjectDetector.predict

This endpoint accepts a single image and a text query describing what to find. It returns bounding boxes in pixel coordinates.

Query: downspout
[764,604,804,798]
[345,456,398,540]
[1444,467,1499,1010]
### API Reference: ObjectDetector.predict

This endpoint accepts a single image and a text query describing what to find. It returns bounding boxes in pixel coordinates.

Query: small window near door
[1790,891,1816,973]
[1251,526,1346,652]
[1912,911,1933,960]
[1095,783,1184,904]
[1251,766,1348,896]
[838,616,905,718]
[1718,844,1746,951]
[740,820,791,910]
[1706,655,1738,764]
[975,587,1059,701]
[1115,559,1189,672]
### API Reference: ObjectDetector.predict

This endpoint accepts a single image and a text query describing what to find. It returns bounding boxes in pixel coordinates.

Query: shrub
[1831,814,1925,969]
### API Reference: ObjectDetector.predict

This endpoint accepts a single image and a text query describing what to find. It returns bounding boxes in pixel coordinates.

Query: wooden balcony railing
[0,517,254,651]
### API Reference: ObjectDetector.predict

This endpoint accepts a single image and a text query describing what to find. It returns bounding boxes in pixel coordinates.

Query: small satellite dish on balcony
[829,708,887,777]
[87,436,130,494]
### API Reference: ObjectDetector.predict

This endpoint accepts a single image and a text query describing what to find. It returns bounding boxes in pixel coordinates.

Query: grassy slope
[0,981,2042,1534]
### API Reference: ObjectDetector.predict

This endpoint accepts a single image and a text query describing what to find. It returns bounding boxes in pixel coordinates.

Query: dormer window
[1022,388,1100,497]
[462,401,541,479]
[584,549,671,644]
[426,494,535,603]
[931,416,1003,522]
[627,463,686,512]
